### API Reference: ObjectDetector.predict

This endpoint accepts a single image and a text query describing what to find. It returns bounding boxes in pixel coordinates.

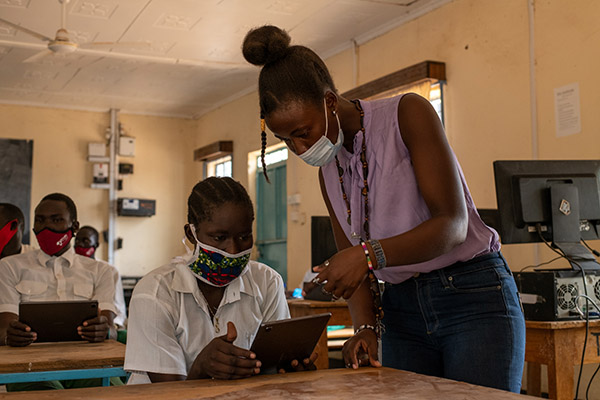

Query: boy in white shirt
[0,193,121,390]
[75,225,127,329]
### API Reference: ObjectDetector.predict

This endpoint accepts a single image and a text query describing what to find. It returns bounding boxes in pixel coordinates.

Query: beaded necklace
[334,99,384,337]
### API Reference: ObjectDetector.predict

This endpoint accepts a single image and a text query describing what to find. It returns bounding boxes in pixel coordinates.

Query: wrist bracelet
[359,239,374,272]
[368,239,387,270]
[355,324,377,335]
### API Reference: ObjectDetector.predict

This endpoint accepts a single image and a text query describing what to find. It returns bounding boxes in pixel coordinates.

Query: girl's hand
[191,321,261,380]
[342,329,381,369]
[278,351,318,374]
[309,245,368,300]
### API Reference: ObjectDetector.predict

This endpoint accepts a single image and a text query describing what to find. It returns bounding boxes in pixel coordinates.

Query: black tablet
[19,300,99,342]
[250,313,331,371]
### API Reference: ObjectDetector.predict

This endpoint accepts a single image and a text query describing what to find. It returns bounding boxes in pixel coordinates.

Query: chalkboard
[0,138,33,244]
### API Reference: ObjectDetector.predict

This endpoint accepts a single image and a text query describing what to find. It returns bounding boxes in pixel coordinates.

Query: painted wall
[193,0,600,287]
[0,104,196,277]
[2,0,600,391]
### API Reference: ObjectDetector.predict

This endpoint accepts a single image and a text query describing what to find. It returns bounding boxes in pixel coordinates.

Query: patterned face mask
[187,225,251,287]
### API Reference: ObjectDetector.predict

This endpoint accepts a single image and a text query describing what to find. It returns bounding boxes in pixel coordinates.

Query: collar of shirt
[171,262,257,308]
[36,246,75,268]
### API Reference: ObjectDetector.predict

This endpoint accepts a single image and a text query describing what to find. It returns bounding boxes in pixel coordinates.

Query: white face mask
[298,98,344,167]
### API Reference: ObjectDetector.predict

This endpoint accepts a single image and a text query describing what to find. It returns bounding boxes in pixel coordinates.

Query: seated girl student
[242,26,525,392]
[124,177,316,383]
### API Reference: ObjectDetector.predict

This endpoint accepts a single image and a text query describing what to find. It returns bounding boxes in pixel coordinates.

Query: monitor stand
[551,184,600,271]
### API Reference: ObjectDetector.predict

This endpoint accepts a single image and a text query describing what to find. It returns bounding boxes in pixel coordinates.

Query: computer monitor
[493,160,600,270]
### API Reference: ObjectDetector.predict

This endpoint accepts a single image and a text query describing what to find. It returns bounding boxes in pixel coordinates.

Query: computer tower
[514,270,600,321]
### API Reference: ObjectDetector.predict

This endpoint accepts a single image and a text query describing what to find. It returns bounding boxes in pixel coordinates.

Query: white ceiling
[0,0,449,119]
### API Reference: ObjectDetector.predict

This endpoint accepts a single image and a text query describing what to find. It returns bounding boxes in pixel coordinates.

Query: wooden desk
[525,320,600,400]
[287,299,352,369]
[0,367,535,399]
[0,340,126,386]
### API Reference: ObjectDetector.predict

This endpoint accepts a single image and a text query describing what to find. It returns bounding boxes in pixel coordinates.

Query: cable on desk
[581,238,600,257]
[518,255,564,272]
[536,225,589,400]
[586,364,600,400]
[580,239,600,399]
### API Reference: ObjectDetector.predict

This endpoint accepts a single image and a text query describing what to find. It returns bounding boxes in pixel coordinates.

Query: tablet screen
[19,300,99,342]
[250,313,331,371]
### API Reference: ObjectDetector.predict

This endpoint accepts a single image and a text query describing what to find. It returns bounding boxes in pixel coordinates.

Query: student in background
[0,193,122,390]
[74,225,101,259]
[125,177,316,383]
[75,225,127,329]
[0,203,34,259]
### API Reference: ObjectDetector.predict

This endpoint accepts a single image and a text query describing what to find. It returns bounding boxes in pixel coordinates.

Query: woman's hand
[342,328,381,369]
[309,245,369,299]
[189,321,261,380]
[277,351,318,374]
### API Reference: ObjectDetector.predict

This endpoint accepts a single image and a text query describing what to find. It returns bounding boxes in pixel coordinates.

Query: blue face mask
[299,98,344,167]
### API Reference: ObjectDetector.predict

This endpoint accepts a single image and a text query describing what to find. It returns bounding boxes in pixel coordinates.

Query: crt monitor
[493,160,600,269]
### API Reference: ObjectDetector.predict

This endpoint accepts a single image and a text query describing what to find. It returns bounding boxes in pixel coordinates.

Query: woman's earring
[332,109,337,115]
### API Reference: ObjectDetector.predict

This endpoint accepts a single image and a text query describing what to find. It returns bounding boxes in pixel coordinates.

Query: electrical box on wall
[119,136,135,157]
[88,142,106,157]
[117,198,155,217]
[119,163,134,174]
[93,163,109,183]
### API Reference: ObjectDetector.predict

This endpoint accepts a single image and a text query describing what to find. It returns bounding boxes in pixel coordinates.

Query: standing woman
[242,25,525,392]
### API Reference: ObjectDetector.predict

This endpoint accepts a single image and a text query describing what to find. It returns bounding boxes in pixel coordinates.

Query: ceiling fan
[0,0,151,63]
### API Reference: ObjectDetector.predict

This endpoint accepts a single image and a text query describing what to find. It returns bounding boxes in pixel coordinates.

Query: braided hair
[187,177,254,225]
[242,25,337,181]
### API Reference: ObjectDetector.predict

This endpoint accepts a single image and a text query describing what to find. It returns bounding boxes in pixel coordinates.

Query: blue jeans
[381,252,525,393]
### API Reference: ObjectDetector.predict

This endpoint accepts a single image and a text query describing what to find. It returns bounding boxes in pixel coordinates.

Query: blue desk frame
[0,367,128,387]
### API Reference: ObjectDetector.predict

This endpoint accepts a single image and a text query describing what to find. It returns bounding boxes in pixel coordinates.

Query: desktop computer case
[515,270,600,321]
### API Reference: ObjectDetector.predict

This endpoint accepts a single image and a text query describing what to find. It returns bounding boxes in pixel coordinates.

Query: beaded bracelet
[368,239,387,270]
[355,324,377,335]
[359,239,374,272]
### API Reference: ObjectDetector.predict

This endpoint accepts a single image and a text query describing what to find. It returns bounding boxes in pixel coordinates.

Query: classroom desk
[525,319,600,400]
[0,367,535,400]
[0,340,127,386]
[287,299,353,369]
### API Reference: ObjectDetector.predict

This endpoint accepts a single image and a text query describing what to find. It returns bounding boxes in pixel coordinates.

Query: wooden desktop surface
[0,367,535,400]
[0,340,125,373]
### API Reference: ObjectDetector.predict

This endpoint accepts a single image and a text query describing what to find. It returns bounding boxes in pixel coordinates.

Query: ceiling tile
[0,0,450,118]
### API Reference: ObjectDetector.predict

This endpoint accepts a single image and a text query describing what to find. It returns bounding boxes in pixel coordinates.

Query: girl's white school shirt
[124,258,290,384]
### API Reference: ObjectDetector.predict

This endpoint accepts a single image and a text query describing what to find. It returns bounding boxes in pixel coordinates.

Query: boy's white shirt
[124,257,289,384]
[0,248,119,316]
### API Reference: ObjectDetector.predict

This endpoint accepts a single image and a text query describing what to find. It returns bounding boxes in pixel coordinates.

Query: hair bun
[242,25,291,66]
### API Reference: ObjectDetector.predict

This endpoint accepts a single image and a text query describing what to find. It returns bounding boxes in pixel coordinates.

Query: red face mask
[75,246,96,258]
[35,227,73,256]
[0,219,18,256]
